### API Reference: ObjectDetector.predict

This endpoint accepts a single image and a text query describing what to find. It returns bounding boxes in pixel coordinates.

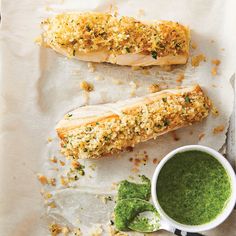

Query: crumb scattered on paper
[47,137,53,143]
[149,84,160,93]
[80,81,94,92]
[213,125,225,134]
[108,225,128,236]
[191,42,197,49]
[37,174,48,185]
[171,131,180,141]
[211,105,219,117]
[198,132,205,140]
[211,59,221,76]
[176,73,185,83]
[191,54,206,67]
[152,158,158,164]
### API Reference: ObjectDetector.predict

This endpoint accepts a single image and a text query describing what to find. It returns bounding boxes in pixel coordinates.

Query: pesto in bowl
[156,150,231,225]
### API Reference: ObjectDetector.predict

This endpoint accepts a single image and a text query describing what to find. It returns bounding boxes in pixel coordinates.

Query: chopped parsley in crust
[39,12,190,62]
[56,85,211,159]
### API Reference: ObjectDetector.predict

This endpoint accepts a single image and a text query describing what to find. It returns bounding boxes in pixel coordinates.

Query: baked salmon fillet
[38,12,190,66]
[56,85,211,159]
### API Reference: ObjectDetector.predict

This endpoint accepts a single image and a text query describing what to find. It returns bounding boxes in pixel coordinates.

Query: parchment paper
[1,0,236,235]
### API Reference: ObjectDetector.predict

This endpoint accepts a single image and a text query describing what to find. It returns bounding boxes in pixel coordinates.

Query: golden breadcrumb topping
[59,87,211,159]
[41,12,189,57]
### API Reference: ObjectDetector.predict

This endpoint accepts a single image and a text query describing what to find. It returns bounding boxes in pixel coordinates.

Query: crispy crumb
[73,228,82,236]
[34,35,43,45]
[113,5,119,17]
[211,67,218,76]
[60,176,69,186]
[191,54,206,67]
[48,201,57,208]
[149,84,160,93]
[213,125,225,134]
[153,158,158,164]
[171,130,180,141]
[88,62,96,72]
[50,156,58,164]
[100,195,113,204]
[108,226,128,236]
[59,160,65,166]
[211,59,221,66]
[80,80,94,92]
[176,73,185,83]
[191,42,197,49]
[198,132,205,140]
[43,192,53,199]
[49,223,62,236]
[89,163,97,171]
[37,174,48,185]
[61,227,70,235]
[211,105,219,117]
[47,137,53,143]
[71,160,81,169]
[49,178,56,186]
[211,59,221,76]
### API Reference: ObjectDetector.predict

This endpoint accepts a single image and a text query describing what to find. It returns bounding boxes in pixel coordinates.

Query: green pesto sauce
[118,175,151,201]
[157,150,231,225]
[114,198,158,231]
[114,176,160,232]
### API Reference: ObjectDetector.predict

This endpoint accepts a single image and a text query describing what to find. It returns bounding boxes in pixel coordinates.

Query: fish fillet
[56,85,211,159]
[39,12,190,66]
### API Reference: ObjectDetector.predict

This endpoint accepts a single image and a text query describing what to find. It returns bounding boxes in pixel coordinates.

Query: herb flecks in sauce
[157,150,231,225]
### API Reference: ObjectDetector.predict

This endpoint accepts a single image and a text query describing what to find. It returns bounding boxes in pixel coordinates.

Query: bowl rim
[151,144,236,232]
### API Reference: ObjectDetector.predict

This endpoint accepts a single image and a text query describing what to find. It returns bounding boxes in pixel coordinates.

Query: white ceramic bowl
[151,145,236,232]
